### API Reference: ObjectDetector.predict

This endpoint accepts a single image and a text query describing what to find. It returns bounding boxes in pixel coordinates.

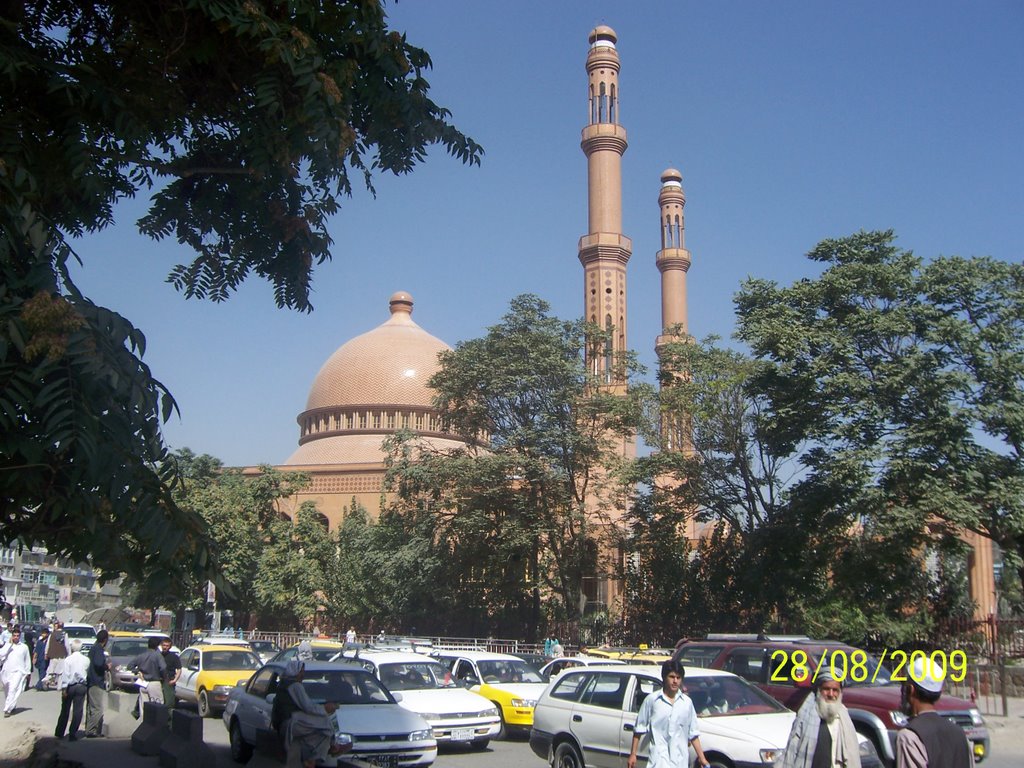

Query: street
[1,685,1021,768]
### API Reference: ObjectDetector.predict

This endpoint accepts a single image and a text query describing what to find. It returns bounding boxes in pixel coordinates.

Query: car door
[237,666,278,742]
[177,649,201,702]
[619,672,662,768]
[570,671,633,768]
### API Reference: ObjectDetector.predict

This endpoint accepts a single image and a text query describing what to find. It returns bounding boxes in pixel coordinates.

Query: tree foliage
[0,1,480,585]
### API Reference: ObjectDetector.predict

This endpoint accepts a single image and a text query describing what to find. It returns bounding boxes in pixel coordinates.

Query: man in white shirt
[0,628,33,717]
[628,660,712,768]
[55,639,90,740]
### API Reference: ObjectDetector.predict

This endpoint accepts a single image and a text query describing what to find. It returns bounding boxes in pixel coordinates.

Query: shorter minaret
[655,168,691,348]
[655,169,692,453]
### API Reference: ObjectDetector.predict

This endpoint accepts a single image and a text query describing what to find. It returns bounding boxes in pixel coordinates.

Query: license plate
[450,727,475,741]
[369,756,398,768]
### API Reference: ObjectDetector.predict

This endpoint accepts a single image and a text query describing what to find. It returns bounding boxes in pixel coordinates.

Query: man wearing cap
[779,670,861,768]
[896,656,973,768]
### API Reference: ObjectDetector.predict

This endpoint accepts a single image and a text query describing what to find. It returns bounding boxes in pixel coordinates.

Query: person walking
[0,628,32,717]
[896,656,973,768]
[54,639,89,740]
[160,637,181,710]
[45,621,68,688]
[130,636,167,708]
[84,629,110,737]
[33,628,49,690]
[778,670,861,768]
[628,660,712,768]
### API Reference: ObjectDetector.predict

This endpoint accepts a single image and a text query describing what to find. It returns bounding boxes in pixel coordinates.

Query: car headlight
[335,733,353,746]
[408,729,432,742]
[890,710,909,727]
[114,664,128,673]
[759,749,780,764]
[482,707,499,717]
[969,708,984,726]
[510,698,536,708]
[213,685,233,694]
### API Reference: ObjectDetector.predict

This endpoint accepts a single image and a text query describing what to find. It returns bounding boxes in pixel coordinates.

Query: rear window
[677,645,724,668]
[109,639,151,656]
[204,650,262,671]
[64,627,96,639]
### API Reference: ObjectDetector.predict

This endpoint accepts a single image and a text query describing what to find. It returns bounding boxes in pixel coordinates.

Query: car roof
[431,649,527,662]
[556,663,735,678]
[345,649,437,664]
[185,644,259,653]
[263,660,369,673]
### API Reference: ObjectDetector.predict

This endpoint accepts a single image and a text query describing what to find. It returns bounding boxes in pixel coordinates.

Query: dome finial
[389,291,414,315]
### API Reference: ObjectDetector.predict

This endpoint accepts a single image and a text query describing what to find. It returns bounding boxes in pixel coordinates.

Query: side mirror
[392,692,403,702]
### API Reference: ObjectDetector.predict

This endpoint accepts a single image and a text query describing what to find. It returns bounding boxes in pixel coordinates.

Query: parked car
[176,644,263,717]
[222,660,436,766]
[674,636,989,765]
[269,640,346,664]
[431,649,547,738]
[105,633,172,691]
[539,656,626,681]
[336,649,500,749]
[249,640,281,664]
[62,622,98,654]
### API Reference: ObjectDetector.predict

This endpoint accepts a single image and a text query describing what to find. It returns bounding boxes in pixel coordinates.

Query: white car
[336,649,500,748]
[530,664,797,768]
[539,656,626,681]
[223,660,436,766]
[62,622,98,653]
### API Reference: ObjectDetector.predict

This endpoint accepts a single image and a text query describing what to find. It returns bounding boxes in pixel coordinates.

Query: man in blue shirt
[628,660,711,768]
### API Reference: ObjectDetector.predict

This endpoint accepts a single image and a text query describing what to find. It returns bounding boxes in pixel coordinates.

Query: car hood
[332,703,431,735]
[697,712,795,749]
[200,671,258,688]
[395,688,496,714]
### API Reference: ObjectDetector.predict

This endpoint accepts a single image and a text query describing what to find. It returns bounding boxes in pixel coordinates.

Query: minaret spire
[579,25,631,388]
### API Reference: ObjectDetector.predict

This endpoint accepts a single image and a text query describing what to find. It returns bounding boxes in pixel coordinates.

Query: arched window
[610,84,616,123]
[599,83,607,123]
[663,215,672,248]
[589,84,596,124]
[674,214,682,247]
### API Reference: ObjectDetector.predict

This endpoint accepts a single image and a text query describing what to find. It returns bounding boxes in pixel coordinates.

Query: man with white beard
[778,671,862,768]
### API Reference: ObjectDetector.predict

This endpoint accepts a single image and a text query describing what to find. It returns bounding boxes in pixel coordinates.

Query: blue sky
[68,1,1023,467]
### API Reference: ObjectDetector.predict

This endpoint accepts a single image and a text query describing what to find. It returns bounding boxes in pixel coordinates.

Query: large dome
[284,292,460,466]
[303,291,448,411]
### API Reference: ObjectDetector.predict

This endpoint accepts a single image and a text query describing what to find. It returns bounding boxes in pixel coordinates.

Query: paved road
[1,685,1021,768]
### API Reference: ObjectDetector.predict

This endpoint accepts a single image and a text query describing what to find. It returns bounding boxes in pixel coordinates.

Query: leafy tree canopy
[0,1,480,588]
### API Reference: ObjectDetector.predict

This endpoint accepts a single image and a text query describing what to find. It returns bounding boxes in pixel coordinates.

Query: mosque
[261,27,997,622]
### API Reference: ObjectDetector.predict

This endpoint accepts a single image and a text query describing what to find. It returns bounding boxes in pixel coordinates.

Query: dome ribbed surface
[302,297,449,412]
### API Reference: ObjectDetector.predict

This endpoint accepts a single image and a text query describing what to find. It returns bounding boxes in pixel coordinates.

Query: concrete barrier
[130,701,169,756]
[158,709,215,768]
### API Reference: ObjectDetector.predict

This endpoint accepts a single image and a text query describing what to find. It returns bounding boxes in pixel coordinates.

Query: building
[0,545,122,623]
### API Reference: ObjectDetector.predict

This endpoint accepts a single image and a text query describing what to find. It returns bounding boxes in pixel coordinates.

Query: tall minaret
[579,25,631,390]
[655,168,692,453]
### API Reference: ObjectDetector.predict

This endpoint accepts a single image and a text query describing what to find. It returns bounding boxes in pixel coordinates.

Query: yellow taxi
[175,644,263,716]
[432,650,547,738]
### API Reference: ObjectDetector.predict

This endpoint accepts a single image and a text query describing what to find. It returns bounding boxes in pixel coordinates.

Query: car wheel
[229,720,254,763]
[492,703,507,739]
[554,741,584,768]
[470,739,489,751]
[197,688,211,718]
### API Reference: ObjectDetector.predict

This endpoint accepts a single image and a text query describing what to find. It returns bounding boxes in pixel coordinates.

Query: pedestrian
[0,628,32,717]
[271,660,348,768]
[130,635,167,710]
[551,638,564,658]
[627,659,712,768]
[33,629,49,690]
[160,637,181,710]
[544,636,553,657]
[896,656,973,768]
[0,620,12,647]
[345,627,357,644]
[54,639,89,740]
[778,670,861,768]
[297,639,314,662]
[84,629,110,737]
[45,621,68,688]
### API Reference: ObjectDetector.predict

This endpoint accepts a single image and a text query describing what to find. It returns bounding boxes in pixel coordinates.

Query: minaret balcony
[581,123,627,154]
[578,232,632,265]
[656,247,691,272]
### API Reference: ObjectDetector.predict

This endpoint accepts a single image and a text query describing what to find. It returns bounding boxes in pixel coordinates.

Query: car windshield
[686,675,788,717]
[109,639,151,657]
[380,662,459,691]
[301,669,394,705]
[477,660,544,684]
[204,650,262,671]
[251,641,278,653]
[64,627,95,639]
[812,650,892,687]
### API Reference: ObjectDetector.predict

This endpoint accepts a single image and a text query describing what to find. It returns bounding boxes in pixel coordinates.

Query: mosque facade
[264,26,997,622]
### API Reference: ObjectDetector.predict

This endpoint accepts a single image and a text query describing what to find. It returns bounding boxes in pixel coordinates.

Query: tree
[385,295,644,636]
[735,230,1024,598]
[1,1,481,584]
